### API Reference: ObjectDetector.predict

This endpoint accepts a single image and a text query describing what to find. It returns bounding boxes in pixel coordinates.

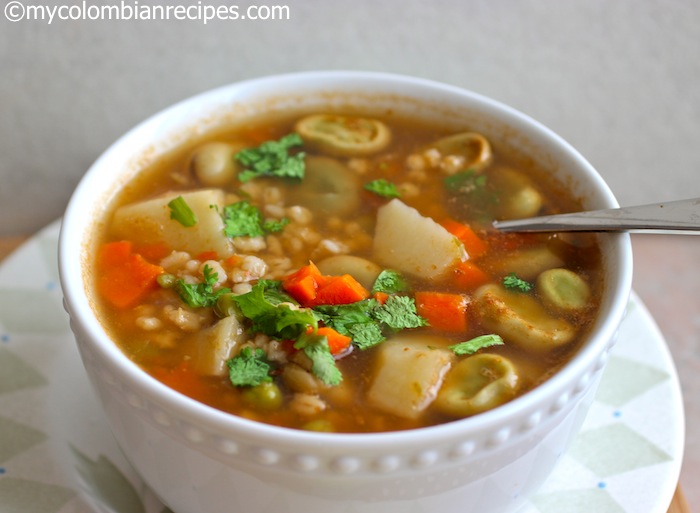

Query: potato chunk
[111,189,233,258]
[373,199,467,280]
[367,336,455,419]
[473,284,576,350]
[192,316,245,376]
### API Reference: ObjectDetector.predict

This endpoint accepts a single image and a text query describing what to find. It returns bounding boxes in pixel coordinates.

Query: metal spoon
[492,197,700,234]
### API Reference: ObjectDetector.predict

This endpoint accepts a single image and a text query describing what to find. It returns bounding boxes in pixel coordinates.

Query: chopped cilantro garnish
[227,347,273,387]
[364,179,401,198]
[175,265,230,308]
[371,269,408,294]
[348,322,385,350]
[294,332,342,386]
[450,334,504,355]
[235,133,305,183]
[503,272,533,292]
[373,295,428,330]
[262,217,290,233]
[222,200,264,238]
[443,169,487,194]
[222,200,289,239]
[314,295,427,349]
[167,195,197,227]
[314,299,387,349]
[232,281,317,341]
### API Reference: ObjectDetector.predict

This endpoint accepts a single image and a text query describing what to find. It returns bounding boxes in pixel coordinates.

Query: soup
[91,111,603,433]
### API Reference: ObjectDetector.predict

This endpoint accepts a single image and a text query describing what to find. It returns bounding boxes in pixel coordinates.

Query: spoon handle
[493,197,700,234]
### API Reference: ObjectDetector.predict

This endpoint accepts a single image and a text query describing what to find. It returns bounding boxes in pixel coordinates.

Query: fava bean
[430,132,492,172]
[295,114,391,157]
[192,142,243,186]
[434,354,518,417]
[537,268,591,312]
[473,284,576,350]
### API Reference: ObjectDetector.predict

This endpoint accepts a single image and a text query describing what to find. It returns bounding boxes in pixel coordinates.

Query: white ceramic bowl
[59,71,633,513]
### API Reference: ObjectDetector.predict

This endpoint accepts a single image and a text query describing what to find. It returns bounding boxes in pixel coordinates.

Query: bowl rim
[58,70,633,450]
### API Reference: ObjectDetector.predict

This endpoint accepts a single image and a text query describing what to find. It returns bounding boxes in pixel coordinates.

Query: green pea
[536,268,591,312]
[243,382,283,411]
[157,273,177,288]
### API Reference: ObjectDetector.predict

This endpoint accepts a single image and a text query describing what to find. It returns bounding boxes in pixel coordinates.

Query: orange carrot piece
[415,291,469,332]
[196,250,219,262]
[136,241,171,262]
[282,262,325,305]
[372,291,390,305]
[441,219,488,259]
[223,255,243,268]
[97,241,164,308]
[99,240,132,267]
[453,260,490,291]
[317,326,353,355]
[311,274,370,306]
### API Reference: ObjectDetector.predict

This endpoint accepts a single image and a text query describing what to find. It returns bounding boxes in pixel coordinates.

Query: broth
[92,111,602,433]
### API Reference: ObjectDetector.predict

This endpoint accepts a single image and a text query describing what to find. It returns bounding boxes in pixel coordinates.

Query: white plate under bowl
[0,221,684,513]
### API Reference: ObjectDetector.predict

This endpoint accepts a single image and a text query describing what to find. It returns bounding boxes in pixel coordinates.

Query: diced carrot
[223,255,243,268]
[453,260,491,291]
[373,291,390,305]
[441,219,488,259]
[282,263,369,307]
[311,274,370,307]
[196,250,219,262]
[97,241,164,308]
[282,262,325,305]
[98,240,131,267]
[317,326,352,355]
[415,291,469,332]
[136,241,171,262]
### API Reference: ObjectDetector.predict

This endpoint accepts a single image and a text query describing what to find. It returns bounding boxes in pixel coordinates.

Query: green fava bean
[295,114,391,157]
[434,354,518,417]
[243,381,283,411]
[430,132,493,171]
[191,142,244,187]
[537,268,591,312]
[291,155,360,216]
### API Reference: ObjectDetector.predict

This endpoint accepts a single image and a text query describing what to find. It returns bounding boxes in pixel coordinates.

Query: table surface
[0,234,692,513]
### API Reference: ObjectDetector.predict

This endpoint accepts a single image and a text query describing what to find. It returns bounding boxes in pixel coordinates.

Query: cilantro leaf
[348,322,385,350]
[294,332,342,386]
[450,334,504,355]
[373,295,428,330]
[235,133,305,182]
[227,347,273,387]
[222,200,289,239]
[371,269,408,294]
[503,272,533,292]
[176,265,230,308]
[364,179,400,198]
[222,200,265,238]
[232,281,317,340]
[313,299,380,335]
[168,195,198,227]
[262,217,290,233]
